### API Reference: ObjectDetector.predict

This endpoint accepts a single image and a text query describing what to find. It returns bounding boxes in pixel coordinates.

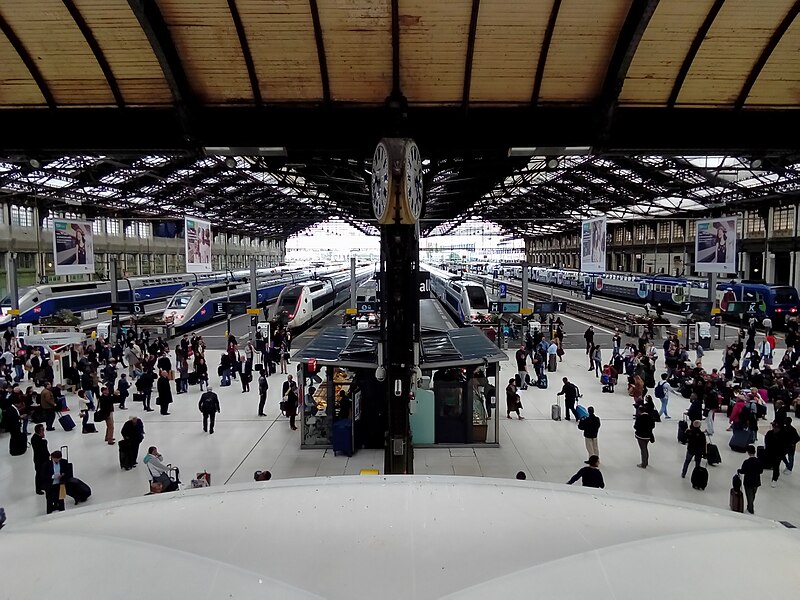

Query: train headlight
[791,308,798,313]
[288,313,294,319]
[177,314,184,320]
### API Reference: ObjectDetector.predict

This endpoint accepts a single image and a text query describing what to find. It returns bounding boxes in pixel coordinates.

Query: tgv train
[272,266,374,330]
[0,271,238,326]
[521,266,800,323]
[163,270,314,330]
[423,264,490,325]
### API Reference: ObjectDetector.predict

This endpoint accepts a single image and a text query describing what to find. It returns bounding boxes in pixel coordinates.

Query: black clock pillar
[380,224,418,474]
[371,138,422,475]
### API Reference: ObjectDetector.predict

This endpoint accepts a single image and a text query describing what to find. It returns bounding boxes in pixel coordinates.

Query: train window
[773,287,798,304]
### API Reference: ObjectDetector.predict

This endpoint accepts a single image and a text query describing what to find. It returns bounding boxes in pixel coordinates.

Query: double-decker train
[422,264,490,326]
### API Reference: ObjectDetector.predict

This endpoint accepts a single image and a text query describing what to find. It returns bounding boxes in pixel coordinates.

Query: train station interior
[2,1,800,597]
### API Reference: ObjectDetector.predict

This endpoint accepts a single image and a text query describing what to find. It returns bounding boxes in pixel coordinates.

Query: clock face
[404,141,423,220]
[371,143,389,221]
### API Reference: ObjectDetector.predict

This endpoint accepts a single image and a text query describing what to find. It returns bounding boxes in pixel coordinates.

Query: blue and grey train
[0,271,238,326]
[163,270,314,330]
[423,264,490,325]
[526,267,800,323]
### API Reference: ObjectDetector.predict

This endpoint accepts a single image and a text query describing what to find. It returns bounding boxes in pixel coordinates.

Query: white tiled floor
[2,344,798,525]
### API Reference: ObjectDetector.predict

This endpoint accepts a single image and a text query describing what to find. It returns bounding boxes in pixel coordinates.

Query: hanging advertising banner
[185,217,212,273]
[581,217,606,273]
[53,219,94,275]
[695,217,737,274]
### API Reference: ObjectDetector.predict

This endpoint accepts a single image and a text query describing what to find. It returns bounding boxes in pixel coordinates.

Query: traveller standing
[634,404,655,469]
[240,356,251,393]
[120,416,145,470]
[117,373,130,410]
[156,369,172,416]
[578,406,601,459]
[44,450,73,514]
[258,372,268,416]
[199,386,220,434]
[681,420,707,479]
[137,368,155,412]
[40,382,57,431]
[98,387,116,445]
[566,455,604,488]
[591,345,602,377]
[737,445,763,514]
[514,345,528,390]
[31,424,49,495]
[286,382,299,430]
[556,377,581,421]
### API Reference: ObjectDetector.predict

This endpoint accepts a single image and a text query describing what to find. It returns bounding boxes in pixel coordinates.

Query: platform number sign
[499,283,507,299]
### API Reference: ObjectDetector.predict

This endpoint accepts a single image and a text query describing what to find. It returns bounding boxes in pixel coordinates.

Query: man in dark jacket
[44,450,73,514]
[556,377,581,421]
[764,421,786,487]
[781,417,799,473]
[738,445,763,514]
[117,373,130,410]
[120,416,145,470]
[584,326,594,356]
[31,424,49,495]
[514,346,529,390]
[681,420,707,478]
[198,386,220,434]
[577,406,601,459]
[136,369,155,412]
[156,370,172,415]
[634,405,656,469]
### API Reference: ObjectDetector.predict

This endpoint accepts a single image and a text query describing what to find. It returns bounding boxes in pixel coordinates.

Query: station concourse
[2,1,800,597]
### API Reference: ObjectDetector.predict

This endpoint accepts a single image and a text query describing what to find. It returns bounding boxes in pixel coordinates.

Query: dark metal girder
[62,0,125,107]
[462,0,481,109]
[668,0,725,107]
[308,0,331,104]
[0,12,56,108]
[531,0,561,106]
[226,0,262,105]
[735,0,800,109]
[391,0,400,97]
[597,0,661,145]
[5,106,800,155]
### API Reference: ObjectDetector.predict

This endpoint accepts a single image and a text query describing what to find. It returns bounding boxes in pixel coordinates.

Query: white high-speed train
[422,263,490,325]
[272,266,374,329]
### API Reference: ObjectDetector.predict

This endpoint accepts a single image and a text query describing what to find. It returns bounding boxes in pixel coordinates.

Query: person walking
[117,373,130,410]
[738,445,763,514]
[198,386,220,434]
[634,404,656,469]
[156,369,172,416]
[566,455,605,488]
[764,421,785,488]
[781,417,799,474]
[44,450,73,514]
[556,377,581,421]
[505,378,523,420]
[257,371,269,416]
[97,387,116,445]
[681,420,707,479]
[31,424,49,495]
[655,373,674,419]
[578,406,601,459]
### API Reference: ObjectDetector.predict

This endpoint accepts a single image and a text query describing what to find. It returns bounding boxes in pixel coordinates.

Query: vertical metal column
[521,260,529,310]
[6,252,19,325]
[109,255,118,344]
[350,256,357,309]
[250,256,258,340]
[381,224,418,474]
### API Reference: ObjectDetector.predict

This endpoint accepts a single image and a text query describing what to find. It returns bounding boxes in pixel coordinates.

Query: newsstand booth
[294,326,507,452]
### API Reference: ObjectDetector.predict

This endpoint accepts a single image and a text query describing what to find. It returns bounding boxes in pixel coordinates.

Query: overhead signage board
[725,301,764,315]
[110,302,145,315]
[534,301,567,314]
[489,301,521,314]
[498,283,507,299]
[680,301,712,316]
[216,301,248,316]
[357,302,378,314]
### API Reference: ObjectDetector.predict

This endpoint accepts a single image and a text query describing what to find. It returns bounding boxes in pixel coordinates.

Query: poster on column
[53,219,95,275]
[185,217,212,273]
[694,217,737,274]
[580,217,606,273]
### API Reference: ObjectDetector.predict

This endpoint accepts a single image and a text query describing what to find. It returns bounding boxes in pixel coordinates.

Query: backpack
[655,381,665,399]
[199,395,213,413]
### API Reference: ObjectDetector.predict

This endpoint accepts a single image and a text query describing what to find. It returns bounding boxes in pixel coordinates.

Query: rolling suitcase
[58,412,76,432]
[64,477,91,504]
[705,443,722,466]
[537,373,548,389]
[551,402,562,421]
[730,488,744,512]
[118,439,136,470]
[729,427,750,452]
[547,354,557,372]
[691,465,709,490]
[188,372,199,386]
[575,405,589,420]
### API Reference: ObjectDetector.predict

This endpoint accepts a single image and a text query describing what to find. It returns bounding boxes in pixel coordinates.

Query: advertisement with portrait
[53,219,95,275]
[694,217,737,274]
[185,217,212,273]
[581,217,606,273]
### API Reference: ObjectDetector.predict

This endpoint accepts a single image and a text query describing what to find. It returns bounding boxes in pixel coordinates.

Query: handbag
[93,410,106,423]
